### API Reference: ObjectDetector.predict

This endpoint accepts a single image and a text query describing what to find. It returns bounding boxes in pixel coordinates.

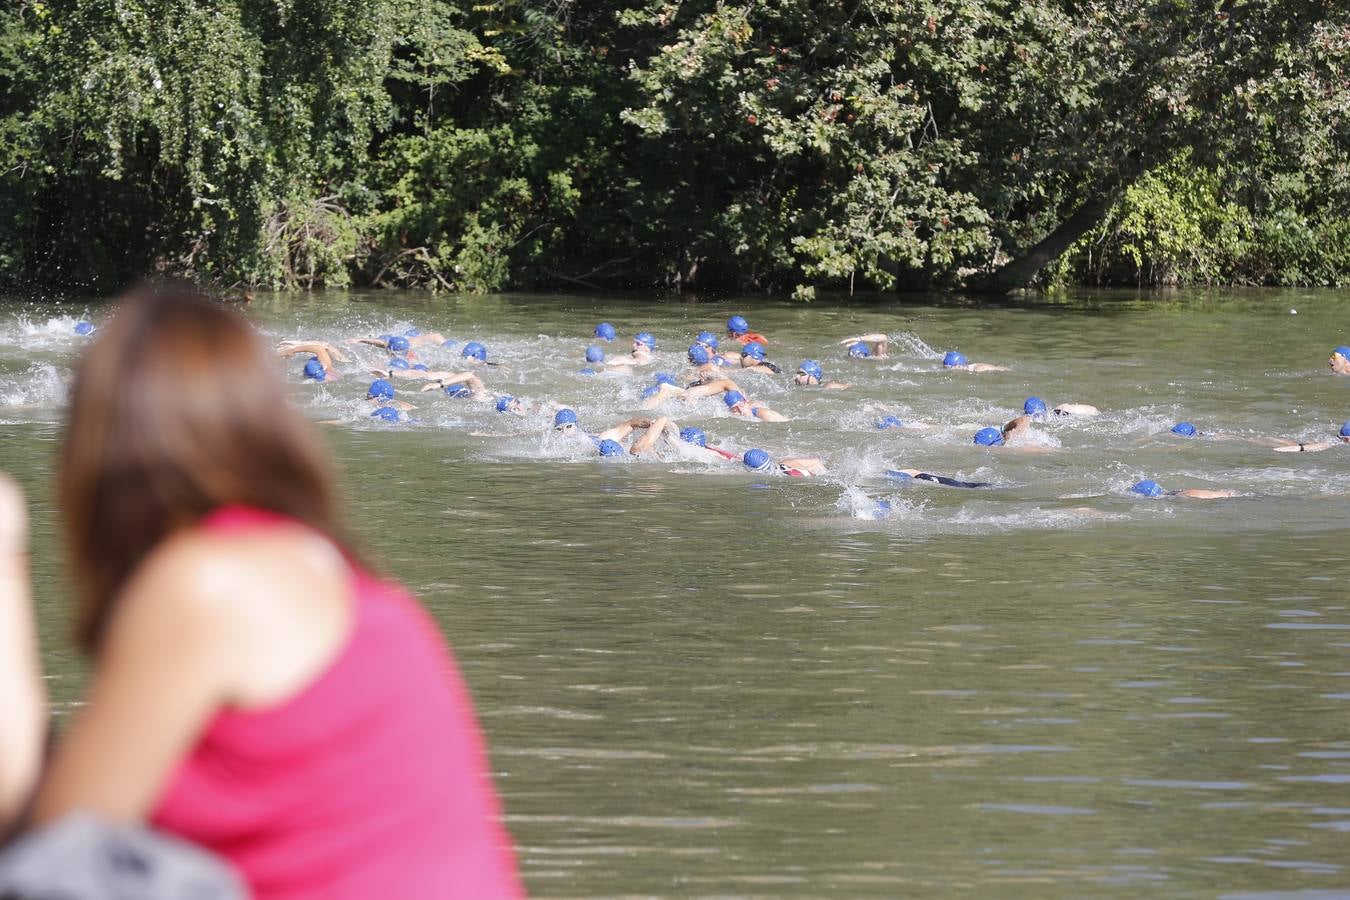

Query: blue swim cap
[389,357,411,370]
[743,448,772,472]
[875,415,905,430]
[462,341,487,362]
[1171,422,1197,437]
[724,390,747,408]
[654,372,678,387]
[370,406,400,422]
[634,331,656,350]
[441,338,458,348]
[973,427,1004,446]
[688,343,711,365]
[696,330,719,349]
[1335,345,1350,360]
[598,439,624,457]
[595,322,617,342]
[742,342,766,361]
[444,383,472,398]
[387,336,411,353]
[74,321,95,336]
[1340,421,1350,437]
[367,378,395,401]
[848,342,871,358]
[585,345,605,363]
[302,357,327,381]
[885,469,915,481]
[943,351,968,368]
[495,395,515,413]
[404,328,421,338]
[680,427,707,447]
[727,315,749,335]
[798,359,823,381]
[1024,397,1048,417]
[411,363,428,371]
[640,384,661,399]
[874,499,894,516]
[554,408,578,428]
[1132,479,1166,498]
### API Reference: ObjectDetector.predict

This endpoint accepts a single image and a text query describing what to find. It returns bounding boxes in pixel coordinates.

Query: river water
[2,289,1348,897]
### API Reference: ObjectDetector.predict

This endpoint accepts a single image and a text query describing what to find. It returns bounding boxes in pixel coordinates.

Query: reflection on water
[3,290,1349,896]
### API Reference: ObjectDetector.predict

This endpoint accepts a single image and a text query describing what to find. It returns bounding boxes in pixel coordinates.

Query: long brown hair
[60,286,342,653]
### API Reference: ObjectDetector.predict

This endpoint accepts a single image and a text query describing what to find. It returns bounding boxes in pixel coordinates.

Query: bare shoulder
[122,525,348,630]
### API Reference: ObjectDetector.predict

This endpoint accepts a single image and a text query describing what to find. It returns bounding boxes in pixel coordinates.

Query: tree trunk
[975,193,1118,293]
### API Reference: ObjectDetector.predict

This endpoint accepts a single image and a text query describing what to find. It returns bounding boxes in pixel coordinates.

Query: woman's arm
[29,540,243,826]
[0,476,45,825]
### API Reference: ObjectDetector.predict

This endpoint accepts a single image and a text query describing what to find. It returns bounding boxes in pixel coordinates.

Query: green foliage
[1,0,1349,293]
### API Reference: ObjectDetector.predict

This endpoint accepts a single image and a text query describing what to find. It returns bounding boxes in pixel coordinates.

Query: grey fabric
[0,814,245,900]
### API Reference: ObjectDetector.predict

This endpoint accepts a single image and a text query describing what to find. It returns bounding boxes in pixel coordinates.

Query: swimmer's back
[152,506,521,899]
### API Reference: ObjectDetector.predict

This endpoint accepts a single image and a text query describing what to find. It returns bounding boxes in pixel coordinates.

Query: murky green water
[3,289,1349,897]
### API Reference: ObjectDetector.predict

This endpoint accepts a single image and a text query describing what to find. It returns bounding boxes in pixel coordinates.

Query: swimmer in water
[942,351,1008,373]
[348,330,449,350]
[277,341,349,380]
[873,415,930,431]
[366,378,416,412]
[640,372,687,408]
[495,395,527,416]
[603,332,657,368]
[838,333,890,359]
[685,343,738,380]
[592,416,683,458]
[1329,345,1350,375]
[1052,403,1100,417]
[418,372,490,399]
[885,469,990,488]
[793,360,851,390]
[725,315,769,346]
[973,416,1052,451]
[682,379,788,422]
[737,342,782,374]
[672,425,741,464]
[742,448,826,477]
[1272,421,1350,453]
[1131,479,1239,500]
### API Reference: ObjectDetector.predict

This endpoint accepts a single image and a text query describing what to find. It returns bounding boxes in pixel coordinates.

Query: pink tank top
[151,507,523,899]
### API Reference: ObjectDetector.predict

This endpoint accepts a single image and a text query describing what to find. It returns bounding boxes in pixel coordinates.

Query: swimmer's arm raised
[277,341,348,368]
[683,379,741,399]
[630,417,671,456]
[597,417,653,442]
[838,334,888,345]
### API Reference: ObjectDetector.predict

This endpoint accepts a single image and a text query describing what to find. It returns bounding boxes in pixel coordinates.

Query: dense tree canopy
[2,0,1349,294]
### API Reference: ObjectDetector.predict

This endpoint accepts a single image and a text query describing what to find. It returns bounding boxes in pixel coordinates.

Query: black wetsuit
[913,473,989,489]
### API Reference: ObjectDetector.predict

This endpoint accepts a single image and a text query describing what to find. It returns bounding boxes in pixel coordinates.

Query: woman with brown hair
[0,287,522,898]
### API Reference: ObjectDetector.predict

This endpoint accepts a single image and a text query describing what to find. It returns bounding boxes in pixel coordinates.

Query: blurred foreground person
[0,288,521,899]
